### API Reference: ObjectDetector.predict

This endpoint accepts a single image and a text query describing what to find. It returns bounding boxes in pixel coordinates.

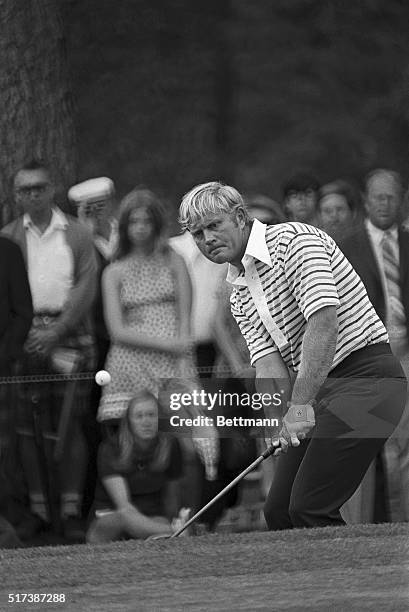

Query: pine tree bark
[0,0,76,225]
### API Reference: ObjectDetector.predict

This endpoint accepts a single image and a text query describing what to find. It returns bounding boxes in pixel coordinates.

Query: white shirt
[24,208,74,313]
[170,232,227,342]
[227,219,388,369]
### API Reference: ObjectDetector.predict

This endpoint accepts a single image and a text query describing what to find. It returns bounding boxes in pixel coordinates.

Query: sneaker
[62,515,85,543]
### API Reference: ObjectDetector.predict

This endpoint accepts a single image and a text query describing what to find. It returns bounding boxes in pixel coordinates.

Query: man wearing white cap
[68,177,118,515]
[68,177,118,369]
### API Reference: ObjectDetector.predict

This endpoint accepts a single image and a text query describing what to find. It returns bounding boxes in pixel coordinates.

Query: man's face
[189,209,247,266]
[320,194,352,229]
[285,188,317,223]
[365,174,401,230]
[14,169,54,216]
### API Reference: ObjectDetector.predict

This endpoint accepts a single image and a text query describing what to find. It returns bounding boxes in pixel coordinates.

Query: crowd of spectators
[0,159,408,547]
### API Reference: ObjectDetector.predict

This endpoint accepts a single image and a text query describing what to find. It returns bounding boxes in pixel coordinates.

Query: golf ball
[95,370,111,386]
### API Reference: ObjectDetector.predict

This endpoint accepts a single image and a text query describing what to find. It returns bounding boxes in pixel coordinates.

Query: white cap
[68,177,115,205]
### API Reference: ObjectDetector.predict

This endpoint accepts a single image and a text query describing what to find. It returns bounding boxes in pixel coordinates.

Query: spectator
[318,179,362,242]
[169,230,226,378]
[339,168,409,522]
[87,390,189,542]
[68,177,117,515]
[2,158,97,542]
[0,236,33,547]
[68,177,117,373]
[281,172,320,225]
[243,194,287,226]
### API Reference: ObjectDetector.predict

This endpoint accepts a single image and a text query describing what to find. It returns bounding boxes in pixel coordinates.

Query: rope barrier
[0,365,243,385]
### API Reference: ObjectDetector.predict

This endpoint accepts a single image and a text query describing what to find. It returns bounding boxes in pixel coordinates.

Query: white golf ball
[95,370,111,386]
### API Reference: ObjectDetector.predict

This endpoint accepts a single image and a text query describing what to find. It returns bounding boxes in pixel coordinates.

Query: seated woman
[87,390,189,542]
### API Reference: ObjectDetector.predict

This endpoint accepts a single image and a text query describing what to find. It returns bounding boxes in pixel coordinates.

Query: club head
[145,533,172,542]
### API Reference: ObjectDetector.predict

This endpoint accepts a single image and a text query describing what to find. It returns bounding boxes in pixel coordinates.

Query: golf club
[171,442,280,538]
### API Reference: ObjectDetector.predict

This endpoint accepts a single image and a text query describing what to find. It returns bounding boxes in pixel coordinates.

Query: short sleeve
[230,290,278,366]
[283,233,340,320]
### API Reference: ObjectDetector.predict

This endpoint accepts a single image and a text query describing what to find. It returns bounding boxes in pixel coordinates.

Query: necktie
[382,230,405,326]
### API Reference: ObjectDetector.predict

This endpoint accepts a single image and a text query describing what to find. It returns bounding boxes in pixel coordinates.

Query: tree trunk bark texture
[0,0,76,225]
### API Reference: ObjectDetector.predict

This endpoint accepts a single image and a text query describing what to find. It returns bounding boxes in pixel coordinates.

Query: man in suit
[0,235,33,547]
[340,168,409,522]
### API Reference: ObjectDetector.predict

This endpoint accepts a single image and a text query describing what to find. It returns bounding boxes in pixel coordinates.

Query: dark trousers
[264,343,407,529]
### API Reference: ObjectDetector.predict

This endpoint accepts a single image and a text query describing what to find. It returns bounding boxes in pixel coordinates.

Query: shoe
[62,515,85,543]
[16,514,50,541]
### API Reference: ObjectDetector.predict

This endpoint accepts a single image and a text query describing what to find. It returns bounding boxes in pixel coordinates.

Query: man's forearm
[291,311,338,405]
[255,363,291,423]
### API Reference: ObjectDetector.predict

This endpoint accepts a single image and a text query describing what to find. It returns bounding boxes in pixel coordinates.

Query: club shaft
[171,453,266,538]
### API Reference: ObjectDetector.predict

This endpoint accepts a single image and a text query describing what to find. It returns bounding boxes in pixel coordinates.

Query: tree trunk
[214,0,235,183]
[0,0,76,225]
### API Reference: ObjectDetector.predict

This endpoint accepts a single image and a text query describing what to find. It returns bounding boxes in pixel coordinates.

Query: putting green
[0,523,408,611]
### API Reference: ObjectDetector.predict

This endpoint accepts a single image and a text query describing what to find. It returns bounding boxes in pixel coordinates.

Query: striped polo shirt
[227,219,388,370]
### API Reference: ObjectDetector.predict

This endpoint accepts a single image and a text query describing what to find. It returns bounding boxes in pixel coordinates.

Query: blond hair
[179,181,249,230]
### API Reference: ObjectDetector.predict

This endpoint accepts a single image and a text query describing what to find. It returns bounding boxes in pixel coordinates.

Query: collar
[23,207,68,232]
[365,218,398,245]
[226,218,272,285]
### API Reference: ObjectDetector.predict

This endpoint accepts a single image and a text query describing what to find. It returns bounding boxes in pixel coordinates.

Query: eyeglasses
[15,183,50,196]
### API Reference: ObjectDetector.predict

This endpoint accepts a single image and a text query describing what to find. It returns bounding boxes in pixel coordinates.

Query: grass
[0,523,408,611]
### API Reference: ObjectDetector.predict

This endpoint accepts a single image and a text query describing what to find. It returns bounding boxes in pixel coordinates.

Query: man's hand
[24,328,59,356]
[280,402,316,447]
[264,427,288,457]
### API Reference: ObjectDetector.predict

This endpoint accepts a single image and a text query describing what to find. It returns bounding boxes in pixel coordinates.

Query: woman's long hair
[115,187,169,260]
[116,391,171,472]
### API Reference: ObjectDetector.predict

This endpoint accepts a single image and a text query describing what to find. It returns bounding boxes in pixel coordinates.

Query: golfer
[179,181,407,529]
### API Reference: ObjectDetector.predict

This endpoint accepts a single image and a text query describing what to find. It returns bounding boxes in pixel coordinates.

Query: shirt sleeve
[283,232,340,320]
[230,290,278,366]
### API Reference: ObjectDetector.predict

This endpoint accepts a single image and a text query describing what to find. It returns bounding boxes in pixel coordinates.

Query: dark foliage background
[2,0,409,224]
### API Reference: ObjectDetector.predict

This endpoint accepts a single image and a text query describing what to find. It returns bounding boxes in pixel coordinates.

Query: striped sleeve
[230,290,278,365]
[283,233,340,320]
